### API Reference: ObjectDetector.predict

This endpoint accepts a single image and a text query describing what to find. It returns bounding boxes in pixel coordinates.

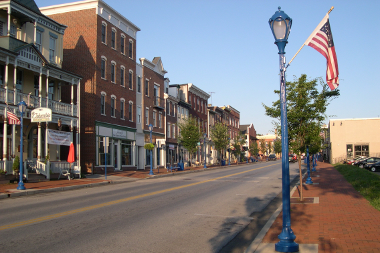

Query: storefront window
[354,144,369,157]
[98,137,111,165]
[121,140,132,165]
[146,149,151,165]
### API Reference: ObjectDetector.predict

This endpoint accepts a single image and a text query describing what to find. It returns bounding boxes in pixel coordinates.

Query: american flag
[6,106,20,125]
[304,14,339,90]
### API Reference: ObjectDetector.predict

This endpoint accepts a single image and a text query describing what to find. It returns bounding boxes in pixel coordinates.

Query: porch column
[3,109,7,161]
[13,63,17,105]
[37,123,41,161]
[39,71,42,107]
[45,70,49,106]
[7,8,11,36]
[71,79,74,116]
[45,123,48,158]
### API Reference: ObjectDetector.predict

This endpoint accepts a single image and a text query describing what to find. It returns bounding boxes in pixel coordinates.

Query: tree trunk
[298,158,303,201]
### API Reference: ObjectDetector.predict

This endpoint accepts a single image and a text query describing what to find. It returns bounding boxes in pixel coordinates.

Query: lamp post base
[17,182,26,190]
[305,177,313,184]
[275,227,299,252]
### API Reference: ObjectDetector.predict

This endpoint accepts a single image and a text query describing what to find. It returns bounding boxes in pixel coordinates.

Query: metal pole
[17,111,25,190]
[203,135,207,168]
[149,127,154,175]
[305,146,313,184]
[275,53,298,252]
[312,154,317,172]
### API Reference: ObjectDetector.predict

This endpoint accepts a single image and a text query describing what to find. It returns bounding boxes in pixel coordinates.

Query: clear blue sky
[35,0,380,135]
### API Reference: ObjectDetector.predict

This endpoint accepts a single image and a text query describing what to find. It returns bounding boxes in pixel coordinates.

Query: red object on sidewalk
[67,142,75,163]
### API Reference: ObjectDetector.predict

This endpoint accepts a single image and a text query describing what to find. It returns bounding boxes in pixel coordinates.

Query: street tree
[249,142,259,159]
[178,117,201,164]
[259,139,267,157]
[263,74,339,200]
[232,133,246,162]
[210,122,229,164]
[273,139,282,157]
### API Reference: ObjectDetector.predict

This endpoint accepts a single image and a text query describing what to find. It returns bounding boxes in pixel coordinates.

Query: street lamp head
[148,124,153,132]
[18,100,27,114]
[269,6,292,54]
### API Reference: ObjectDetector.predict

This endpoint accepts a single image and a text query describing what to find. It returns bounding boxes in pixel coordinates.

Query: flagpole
[286,6,334,69]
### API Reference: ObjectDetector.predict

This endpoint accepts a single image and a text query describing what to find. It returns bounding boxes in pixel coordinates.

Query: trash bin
[178,162,184,171]
[221,159,226,166]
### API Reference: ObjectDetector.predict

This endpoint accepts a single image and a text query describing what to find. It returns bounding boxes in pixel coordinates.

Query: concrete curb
[244,171,308,253]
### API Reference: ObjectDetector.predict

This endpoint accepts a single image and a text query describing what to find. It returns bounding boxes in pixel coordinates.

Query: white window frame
[129,101,133,122]
[111,61,116,83]
[167,123,171,138]
[101,22,107,44]
[159,112,162,128]
[111,27,116,49]
[129,70,133,90]
[120,65,125,87]
[153,110,157,127]
[49,36,56,63]
[101,56,107,79]
[36,30,42,52]
[111,95,116,118]
[172,124,176,139]
[137,106,141,124]
[145,107,149,125]
[120,34,125,55]
[120,98,125,119]
[101,91,106,115]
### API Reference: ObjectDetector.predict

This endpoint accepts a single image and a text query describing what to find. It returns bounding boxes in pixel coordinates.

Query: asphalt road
[0,161,301,253]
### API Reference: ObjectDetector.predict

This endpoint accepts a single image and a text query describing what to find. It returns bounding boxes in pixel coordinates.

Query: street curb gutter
[0,180,133,199]
[244,171,308,253]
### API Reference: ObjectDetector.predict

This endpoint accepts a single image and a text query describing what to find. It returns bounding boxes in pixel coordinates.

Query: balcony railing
[154,96,165,110]
[0,88,77,117]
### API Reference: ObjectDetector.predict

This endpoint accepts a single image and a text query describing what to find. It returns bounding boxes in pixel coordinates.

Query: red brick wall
[47,9,137,173]
[142,66,165,135]
[188,91,208,134]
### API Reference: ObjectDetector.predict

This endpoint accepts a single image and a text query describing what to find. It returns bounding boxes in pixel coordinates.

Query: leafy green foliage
[178,117,201,156]
[263,74,339,157]
[259,139,267,156]
[210,122,229,160]
[249,142,259,157]
[335,164,380,211]
[144,143,154,150]
[232,133,246,161]
[13,156,20,172]
[274,139,282,155]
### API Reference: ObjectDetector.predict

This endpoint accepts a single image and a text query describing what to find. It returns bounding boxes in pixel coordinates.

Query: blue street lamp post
[305,146,313,184]
[312,154,317,172]
[149,124,154,175]
[203,133,207,168]
[17,101,27,190]
[269,7,299,252]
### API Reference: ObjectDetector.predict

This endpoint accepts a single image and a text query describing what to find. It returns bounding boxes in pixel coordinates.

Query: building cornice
[40,0,140,39]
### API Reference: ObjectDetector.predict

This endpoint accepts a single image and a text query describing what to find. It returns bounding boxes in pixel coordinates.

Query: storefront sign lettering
[31,108,52,122]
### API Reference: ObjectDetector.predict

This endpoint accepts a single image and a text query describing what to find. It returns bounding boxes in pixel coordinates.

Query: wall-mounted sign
[47,129,71,146]
[31,108,52,122]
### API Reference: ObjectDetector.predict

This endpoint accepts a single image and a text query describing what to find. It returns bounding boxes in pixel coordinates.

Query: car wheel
[371,167,376,172]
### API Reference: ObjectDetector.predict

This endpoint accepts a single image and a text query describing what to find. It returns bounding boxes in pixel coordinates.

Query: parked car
[363,158,380,171]
[268,154,277,161]
[355,157,380,168]
[364,160,380,172]
[347,156,366,165]
[289,154,297,163]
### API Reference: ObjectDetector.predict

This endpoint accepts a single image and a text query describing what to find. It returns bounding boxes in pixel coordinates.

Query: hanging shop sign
[47,129,71,146]
[31,108,52,122]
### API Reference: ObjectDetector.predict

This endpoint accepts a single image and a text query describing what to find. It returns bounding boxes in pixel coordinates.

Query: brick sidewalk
[261,162,380,253]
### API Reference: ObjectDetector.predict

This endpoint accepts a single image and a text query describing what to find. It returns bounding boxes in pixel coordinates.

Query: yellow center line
[1,163,278,231]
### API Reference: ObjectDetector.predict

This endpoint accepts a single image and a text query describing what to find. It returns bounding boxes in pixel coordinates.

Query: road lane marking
[0,163,279,231]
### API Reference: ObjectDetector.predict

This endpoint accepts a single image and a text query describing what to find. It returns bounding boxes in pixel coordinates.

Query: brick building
[135,57,167,170]
[41,0,140,173]
[239,123,257,157]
